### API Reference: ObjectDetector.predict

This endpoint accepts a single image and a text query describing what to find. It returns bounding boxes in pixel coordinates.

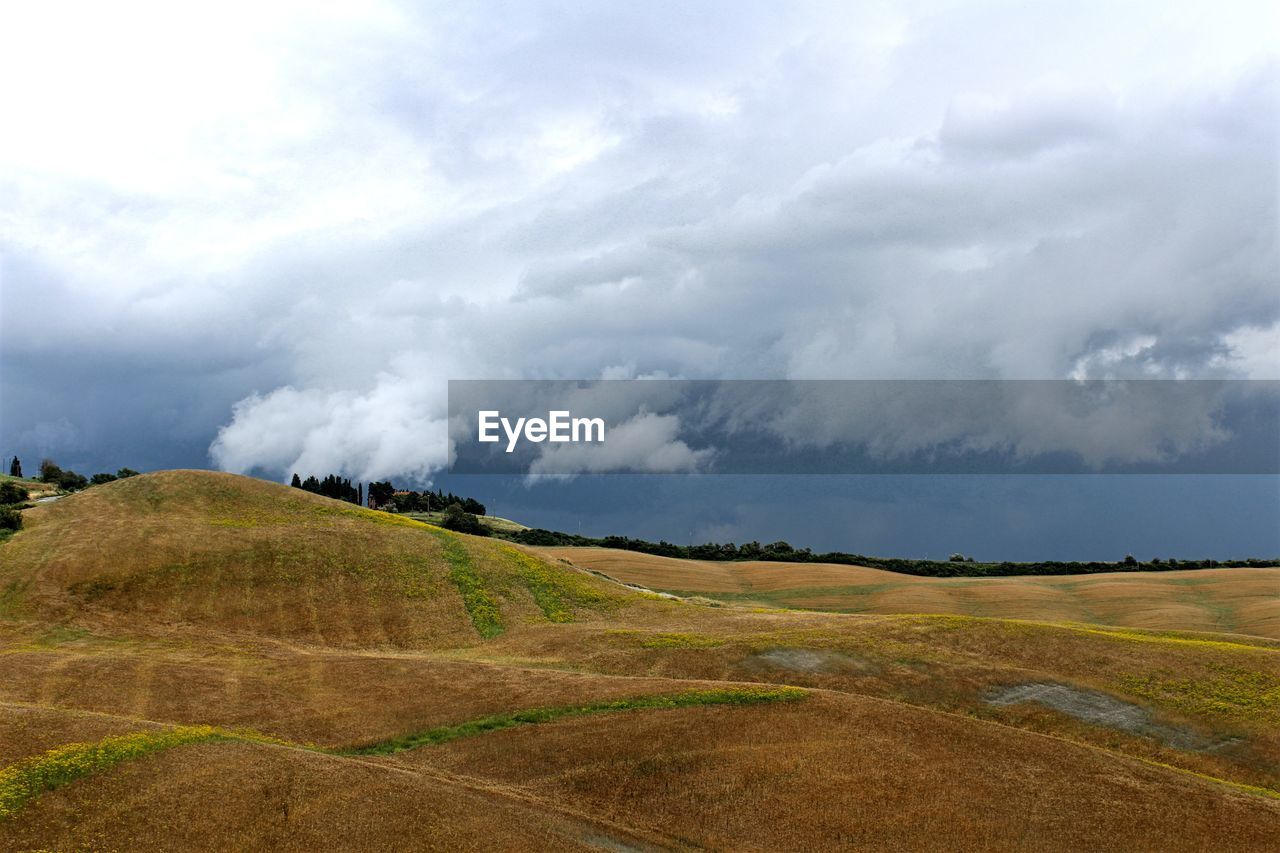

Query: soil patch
[985,682,1236,752]
[741,647,873,675]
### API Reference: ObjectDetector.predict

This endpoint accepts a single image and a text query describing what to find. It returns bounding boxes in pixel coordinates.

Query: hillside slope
[0,471,627,648]
[2,471,1279,850]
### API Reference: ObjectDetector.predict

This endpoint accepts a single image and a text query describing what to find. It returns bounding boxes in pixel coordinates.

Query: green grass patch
[32,625,90,647]
[0,474,44,488]
[1064,623,1280,653]
[889,614,1280,653]
[0,725,287,821]
[430,530,503,638]
[508,548,613,622]
[345,686,807,755]
[1118,665,1280,723]
[333,505,432,529]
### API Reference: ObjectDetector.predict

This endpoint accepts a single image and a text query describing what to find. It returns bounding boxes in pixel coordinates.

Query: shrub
[441,503,488,536]
[41,460,87,491]
[38,459,63,483]
[0,482,26,505]
[0,507,22,532]
[56,471,88,491]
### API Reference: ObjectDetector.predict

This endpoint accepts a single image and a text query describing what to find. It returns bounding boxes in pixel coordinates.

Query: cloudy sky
[1,1,1277,557]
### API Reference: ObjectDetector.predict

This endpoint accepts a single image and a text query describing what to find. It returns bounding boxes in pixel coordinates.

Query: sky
[1,1,1277,558]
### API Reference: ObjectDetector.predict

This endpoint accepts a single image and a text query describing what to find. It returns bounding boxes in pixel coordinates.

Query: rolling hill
[1,471,1278,850]
[537,546,1280,639]
[0,471,626,648]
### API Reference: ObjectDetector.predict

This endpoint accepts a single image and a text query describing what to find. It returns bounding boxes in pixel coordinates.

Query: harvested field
[541,547,1280,639]
[2,472,1278,849]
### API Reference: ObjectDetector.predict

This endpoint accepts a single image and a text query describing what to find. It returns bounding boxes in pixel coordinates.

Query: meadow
[0,471,1277,850]
[538,547,1280,640]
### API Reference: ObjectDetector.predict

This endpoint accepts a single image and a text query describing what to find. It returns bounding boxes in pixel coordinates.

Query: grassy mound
[0,470,626,648]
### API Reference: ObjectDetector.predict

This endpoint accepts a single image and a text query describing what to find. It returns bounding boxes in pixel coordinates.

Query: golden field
[1,471,1278,850]
[539,546,1280,639]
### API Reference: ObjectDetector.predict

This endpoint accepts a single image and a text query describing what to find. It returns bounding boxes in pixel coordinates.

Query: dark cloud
[0,1,1275,554]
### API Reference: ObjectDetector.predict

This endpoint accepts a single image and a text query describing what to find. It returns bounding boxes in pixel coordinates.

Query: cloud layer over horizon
[1,0,1277,484]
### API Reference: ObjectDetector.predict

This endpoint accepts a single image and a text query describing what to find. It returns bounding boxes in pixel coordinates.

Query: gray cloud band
[449,380,1280,475]
[4,5,1271,483]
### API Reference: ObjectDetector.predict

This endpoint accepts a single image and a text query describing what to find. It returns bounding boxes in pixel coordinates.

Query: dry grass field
[1,471,1278,850]
[540,547,1280,639]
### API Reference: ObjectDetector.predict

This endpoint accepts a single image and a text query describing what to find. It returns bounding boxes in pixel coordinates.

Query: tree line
[501,528,1276,578]
[290,473,362,504]
[1,457,141,534]
[289,474,487,517]
[365,481,486,516]
[6,457,140,492]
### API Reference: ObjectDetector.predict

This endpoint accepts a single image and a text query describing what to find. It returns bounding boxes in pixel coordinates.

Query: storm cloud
[1,0,1276,486]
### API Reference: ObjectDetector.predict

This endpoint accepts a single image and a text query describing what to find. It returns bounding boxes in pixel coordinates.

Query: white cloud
[527,413,713,476]
[1218,323,1280,379]
[0,1,1275,480]
[210,361,448,482]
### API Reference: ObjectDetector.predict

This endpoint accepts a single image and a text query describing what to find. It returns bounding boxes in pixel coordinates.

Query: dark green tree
[57,470,88,491]
[294,472,360,503]
[291,473,303,488]
[39,459,63,483]
[9,457,20,478]
[440,503,487,536]
[367,481,396,508]
[38,459,86,491]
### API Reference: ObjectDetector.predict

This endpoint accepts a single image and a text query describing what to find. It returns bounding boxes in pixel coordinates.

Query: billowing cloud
[527,412,714,477]
[0,1,1275,484]
[210,356,448,482]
